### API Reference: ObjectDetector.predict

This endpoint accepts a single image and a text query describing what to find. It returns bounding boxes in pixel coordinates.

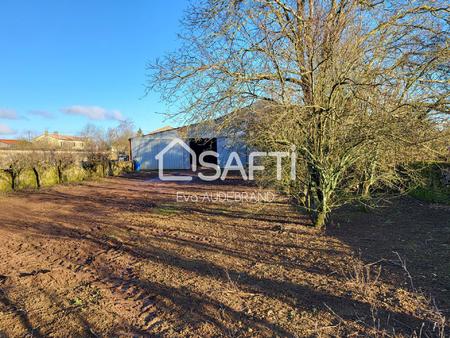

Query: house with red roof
[0,139,22,148]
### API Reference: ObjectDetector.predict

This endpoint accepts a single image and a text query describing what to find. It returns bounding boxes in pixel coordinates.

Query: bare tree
[107,120,135,160]
[79,124,110,152]
[148,0,449,227]
[28,150,50,189]
[80,121,135,156]
[50,151,75,184]
[2,153,27,191]
[20,130,38,143]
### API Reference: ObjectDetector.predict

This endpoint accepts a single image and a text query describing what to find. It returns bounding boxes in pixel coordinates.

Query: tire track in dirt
[1,175,448,337]
[90,246,178,335]
[0,229,170,335]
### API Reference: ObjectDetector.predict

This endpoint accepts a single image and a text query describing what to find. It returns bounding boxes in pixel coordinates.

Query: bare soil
[0,172,448,337]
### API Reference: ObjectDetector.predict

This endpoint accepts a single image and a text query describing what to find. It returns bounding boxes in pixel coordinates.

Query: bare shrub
[1,152,27,191]
[27,150,50,189]
[50,151,75,184]
[339,254,448,337]
[344,259,382,300]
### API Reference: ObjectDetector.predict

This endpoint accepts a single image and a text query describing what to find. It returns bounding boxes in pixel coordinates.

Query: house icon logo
[155,138,197,181]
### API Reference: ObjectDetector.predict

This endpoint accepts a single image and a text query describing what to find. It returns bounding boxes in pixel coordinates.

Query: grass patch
[410,186,450,204]
[409,162,450,204]
[152,205,181,215]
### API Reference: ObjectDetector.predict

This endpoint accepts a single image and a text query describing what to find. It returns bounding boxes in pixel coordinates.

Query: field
[0,173,448,337]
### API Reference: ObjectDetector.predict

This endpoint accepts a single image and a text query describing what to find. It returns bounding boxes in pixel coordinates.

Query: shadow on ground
[0,174,448,336]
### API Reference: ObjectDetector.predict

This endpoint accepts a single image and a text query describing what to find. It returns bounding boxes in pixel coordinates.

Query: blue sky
[0,0,188,138]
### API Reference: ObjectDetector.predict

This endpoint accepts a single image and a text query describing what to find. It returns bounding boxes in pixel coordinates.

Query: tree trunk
[32,167,41,189]
[313,191,329,228]
[306,162,328,228]
[57,166,63,184]
[10,172,16,191]
[107,160,113,176]
[313,210,327,228]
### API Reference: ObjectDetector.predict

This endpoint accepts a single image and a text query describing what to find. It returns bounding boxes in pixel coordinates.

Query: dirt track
[0,173,448,337]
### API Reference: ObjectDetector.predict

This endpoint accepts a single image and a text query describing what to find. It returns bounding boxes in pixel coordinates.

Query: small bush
[112,161,133,176]
[0,172,10,192]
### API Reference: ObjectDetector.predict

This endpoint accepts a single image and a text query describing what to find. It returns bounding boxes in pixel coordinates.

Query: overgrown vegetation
[409,162,450,204]
[148,0,449,227]
[0,118,137,192]
[0,150,132,193]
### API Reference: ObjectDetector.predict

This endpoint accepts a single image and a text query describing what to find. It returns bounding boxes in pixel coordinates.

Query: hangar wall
[131,129,249,171]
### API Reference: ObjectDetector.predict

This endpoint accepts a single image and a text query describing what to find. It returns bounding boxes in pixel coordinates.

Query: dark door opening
[189,138,218,167]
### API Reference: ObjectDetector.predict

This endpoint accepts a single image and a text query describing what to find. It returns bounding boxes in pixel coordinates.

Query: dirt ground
[0,173,448,337]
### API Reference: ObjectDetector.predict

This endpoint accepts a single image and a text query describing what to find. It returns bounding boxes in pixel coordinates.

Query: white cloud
[61,105,124,121]
[0,108,19,120]
[109,110,124,121]
[0,124,15,135]
[29,110,54,119]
